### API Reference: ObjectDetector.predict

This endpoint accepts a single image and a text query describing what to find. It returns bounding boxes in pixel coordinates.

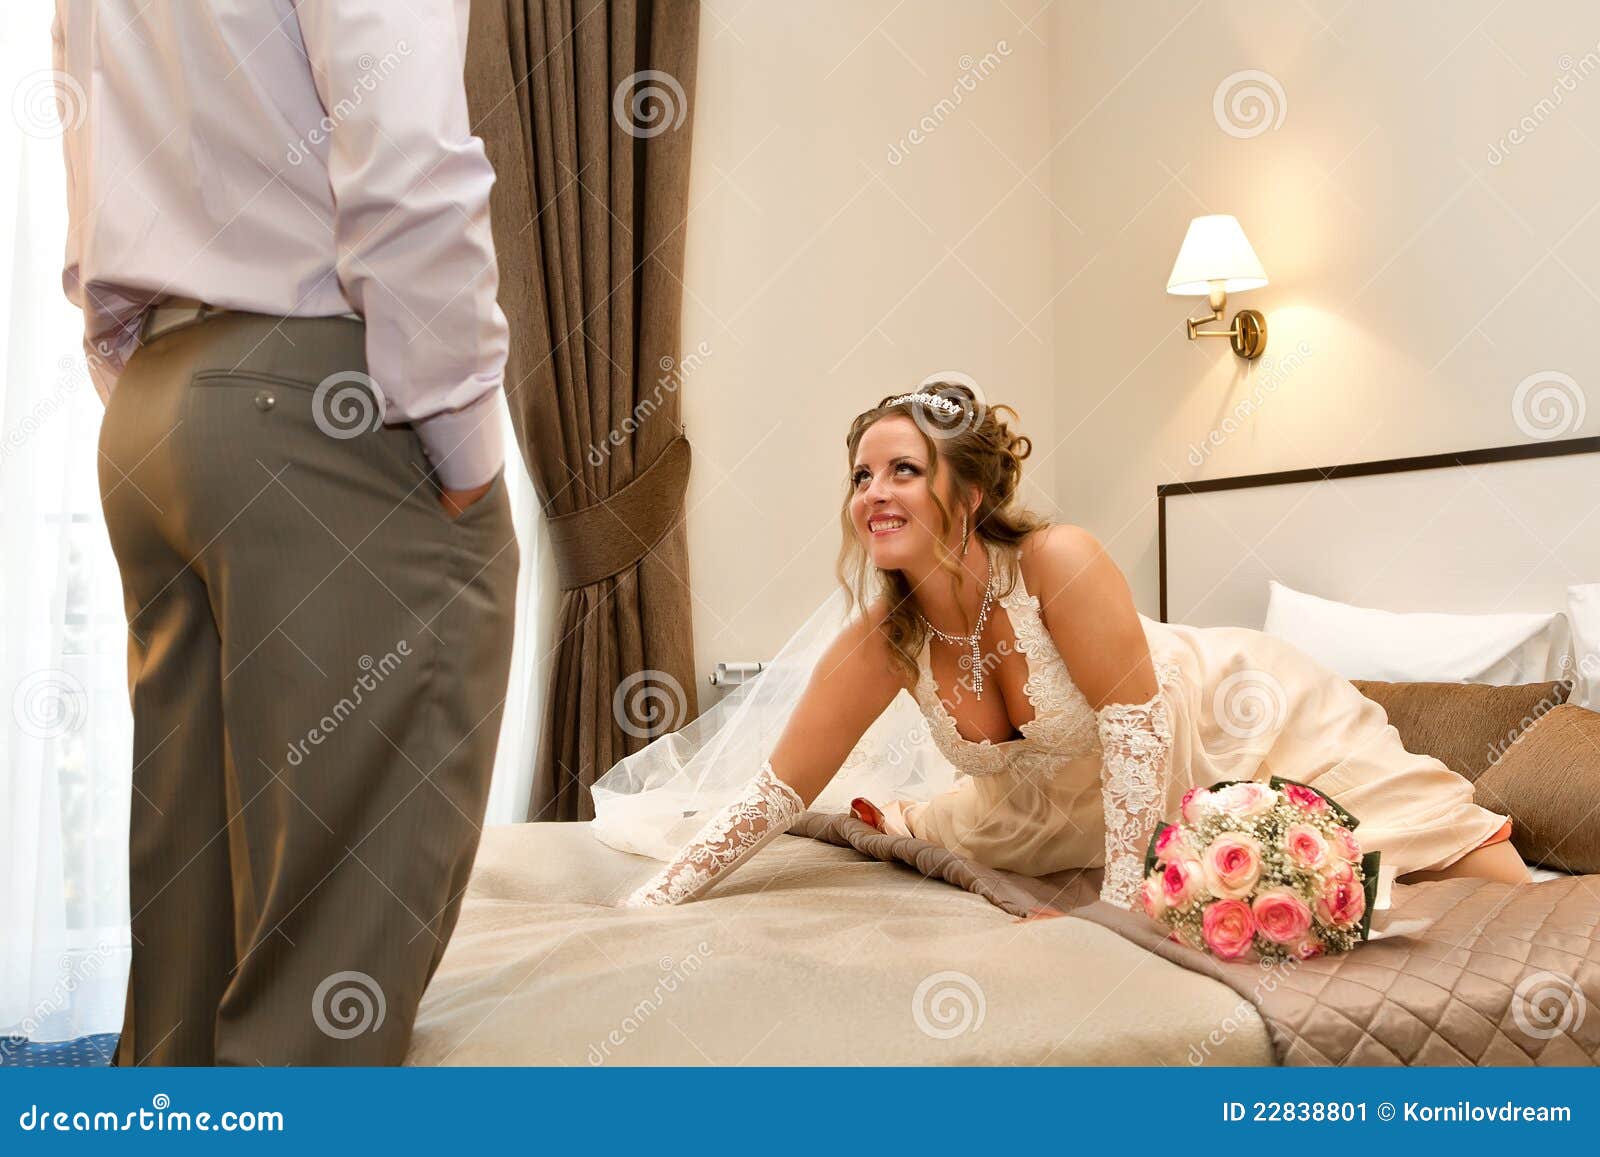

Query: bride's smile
[849,418,942,567]
[848,413,988,635]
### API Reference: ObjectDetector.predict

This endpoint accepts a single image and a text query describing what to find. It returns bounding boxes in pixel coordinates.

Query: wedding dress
[602,537,1511,907]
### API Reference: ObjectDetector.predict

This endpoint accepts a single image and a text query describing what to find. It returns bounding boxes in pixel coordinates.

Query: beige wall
[680,1,1056,690]
[1048,0,1600,612]
[681,0,1600,686]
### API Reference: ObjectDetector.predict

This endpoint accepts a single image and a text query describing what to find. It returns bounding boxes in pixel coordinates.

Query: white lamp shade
[1166,214,1268,295]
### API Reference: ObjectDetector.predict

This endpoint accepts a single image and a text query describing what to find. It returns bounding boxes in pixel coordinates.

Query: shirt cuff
[410,387,508,490]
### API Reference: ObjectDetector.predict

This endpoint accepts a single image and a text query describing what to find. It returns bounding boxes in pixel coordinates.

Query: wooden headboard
[1157,435,1600,627]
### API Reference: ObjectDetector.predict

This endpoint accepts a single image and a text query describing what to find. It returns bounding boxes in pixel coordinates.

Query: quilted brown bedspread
[790,811,1600,1066]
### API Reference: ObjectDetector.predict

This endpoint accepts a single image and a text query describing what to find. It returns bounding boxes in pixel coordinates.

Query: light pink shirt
[52,0,509,489]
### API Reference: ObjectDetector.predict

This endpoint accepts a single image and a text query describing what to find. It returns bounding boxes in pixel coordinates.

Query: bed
[410,436,1600,1066]
[406,821,1274,1065]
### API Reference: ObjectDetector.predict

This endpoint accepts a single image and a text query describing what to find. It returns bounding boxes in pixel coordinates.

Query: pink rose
[1250,889,1313,945]
[1211,781,1277,818]
[1314,868,1366,928]
[1153,824,1189,864]
[1201,899,1257,959]
[1140,876,1167,918]
[1292,936,1325,960]
[1201,833,1264,899]
[1329,826,1362,864]
[1180,786,1210,824]
[1283,823,1330,871]
[1282,782,1328,813]
[1160,858,1205,908]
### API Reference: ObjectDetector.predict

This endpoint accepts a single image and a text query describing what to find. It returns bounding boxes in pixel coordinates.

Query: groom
[53,1,518,1064]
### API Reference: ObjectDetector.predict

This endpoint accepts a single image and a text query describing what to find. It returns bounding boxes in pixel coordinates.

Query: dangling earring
[960,511,969,556]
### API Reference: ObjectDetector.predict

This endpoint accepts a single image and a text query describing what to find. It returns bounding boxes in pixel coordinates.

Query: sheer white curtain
[485,437,555,827]
[0,5,132,1043]
[0,6,547,1044]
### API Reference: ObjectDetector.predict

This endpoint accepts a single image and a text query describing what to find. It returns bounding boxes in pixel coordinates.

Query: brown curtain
[465,0,701,821]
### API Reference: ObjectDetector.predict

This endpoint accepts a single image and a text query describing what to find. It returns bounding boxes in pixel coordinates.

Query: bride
[598,383,1528,908]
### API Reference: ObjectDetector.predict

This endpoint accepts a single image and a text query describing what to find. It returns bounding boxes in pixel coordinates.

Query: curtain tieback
[545,433,692,591]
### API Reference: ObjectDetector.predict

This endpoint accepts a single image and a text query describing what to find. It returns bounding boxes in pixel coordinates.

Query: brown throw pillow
[1351,679,1571,783]
[1474,705,1600,874]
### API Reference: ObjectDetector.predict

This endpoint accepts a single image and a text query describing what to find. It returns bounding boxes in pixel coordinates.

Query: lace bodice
[912,537,1174,780]
[911,537,1179,909]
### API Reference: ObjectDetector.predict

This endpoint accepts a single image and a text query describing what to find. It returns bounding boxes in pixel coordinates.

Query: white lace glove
[620,759,805,907]
[1095,688,1173,910]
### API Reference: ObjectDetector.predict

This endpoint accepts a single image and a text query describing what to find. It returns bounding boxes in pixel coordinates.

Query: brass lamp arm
[1181,288,1267,359]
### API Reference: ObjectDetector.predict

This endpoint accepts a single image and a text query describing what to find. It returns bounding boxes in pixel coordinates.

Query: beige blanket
[406,821,1273,1066]
[791,812,1600,1066]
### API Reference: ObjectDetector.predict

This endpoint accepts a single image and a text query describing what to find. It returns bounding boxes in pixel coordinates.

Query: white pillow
[1567,583,1600,711]
[1261,580,1569,685]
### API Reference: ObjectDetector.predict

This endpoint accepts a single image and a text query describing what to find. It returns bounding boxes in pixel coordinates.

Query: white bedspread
[406,822,1273,1066]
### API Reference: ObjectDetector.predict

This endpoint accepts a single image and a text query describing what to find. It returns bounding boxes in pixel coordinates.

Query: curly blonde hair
[836,380,1051,685]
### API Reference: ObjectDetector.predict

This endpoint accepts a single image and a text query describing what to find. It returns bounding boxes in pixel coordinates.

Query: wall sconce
[1166,214,1268,359]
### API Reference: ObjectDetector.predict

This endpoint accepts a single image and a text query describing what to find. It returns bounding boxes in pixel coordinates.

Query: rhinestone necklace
[918,566,996,698]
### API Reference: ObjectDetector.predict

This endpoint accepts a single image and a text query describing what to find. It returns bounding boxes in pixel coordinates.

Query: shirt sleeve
[291,0,510,490]
[53,7,119,405]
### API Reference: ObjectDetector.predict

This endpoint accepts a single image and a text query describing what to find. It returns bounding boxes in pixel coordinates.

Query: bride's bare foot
[1398,840,1530,885]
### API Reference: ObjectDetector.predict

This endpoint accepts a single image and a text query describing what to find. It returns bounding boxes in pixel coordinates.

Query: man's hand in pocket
[439,479,493,519]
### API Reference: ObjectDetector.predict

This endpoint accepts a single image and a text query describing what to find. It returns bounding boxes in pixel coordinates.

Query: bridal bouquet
[1140,777,1380,962]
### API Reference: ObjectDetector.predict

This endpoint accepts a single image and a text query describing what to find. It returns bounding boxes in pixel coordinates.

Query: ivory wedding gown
[604,535,1510,907]
[875,537,1510,895]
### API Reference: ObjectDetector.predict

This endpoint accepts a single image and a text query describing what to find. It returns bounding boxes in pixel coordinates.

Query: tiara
[886,391,964,416]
